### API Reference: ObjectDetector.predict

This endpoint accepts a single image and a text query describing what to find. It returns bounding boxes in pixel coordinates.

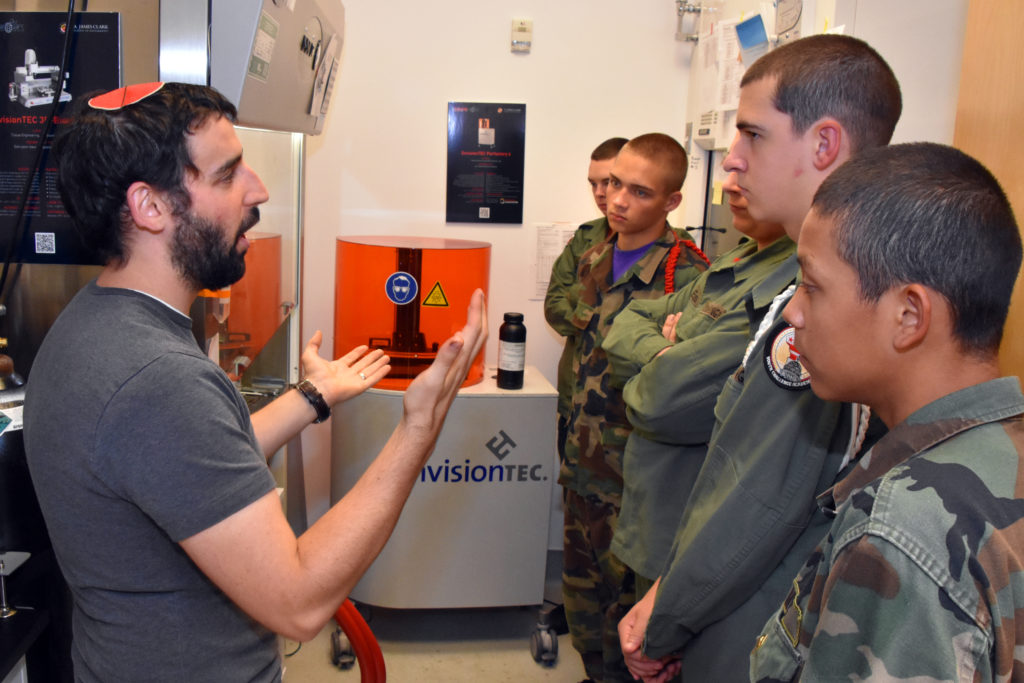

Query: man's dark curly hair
[52,83,237,266]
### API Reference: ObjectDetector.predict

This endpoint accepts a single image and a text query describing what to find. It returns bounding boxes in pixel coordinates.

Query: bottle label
[497,341,525,371]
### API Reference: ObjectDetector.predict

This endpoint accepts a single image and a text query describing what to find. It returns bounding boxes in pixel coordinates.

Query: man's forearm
[182,290,487,642]
[251,387,321,460]
[290,417,443,621]
[182,415,443,643]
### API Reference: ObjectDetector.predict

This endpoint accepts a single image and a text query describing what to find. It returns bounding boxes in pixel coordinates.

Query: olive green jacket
[603,236,796,580]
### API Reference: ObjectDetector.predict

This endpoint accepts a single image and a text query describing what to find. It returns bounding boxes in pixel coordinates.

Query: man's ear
[663,191,682,213]
[892,283,932,352]
[809,119,845,172]
[125,181,172,234]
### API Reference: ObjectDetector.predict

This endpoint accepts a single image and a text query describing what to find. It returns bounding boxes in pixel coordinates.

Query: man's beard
[170,207,259,291]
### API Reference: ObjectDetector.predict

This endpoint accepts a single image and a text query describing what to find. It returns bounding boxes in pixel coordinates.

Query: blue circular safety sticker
[385,271,419,305]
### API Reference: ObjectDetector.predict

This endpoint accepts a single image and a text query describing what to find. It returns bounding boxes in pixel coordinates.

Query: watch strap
[294,379,331,424]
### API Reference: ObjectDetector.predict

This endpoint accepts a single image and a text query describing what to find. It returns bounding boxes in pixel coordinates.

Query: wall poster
[445,101,525,224]
[0,12,121,265]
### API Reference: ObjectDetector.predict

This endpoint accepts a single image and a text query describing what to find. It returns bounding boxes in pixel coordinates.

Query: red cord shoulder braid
[664,233,710,293]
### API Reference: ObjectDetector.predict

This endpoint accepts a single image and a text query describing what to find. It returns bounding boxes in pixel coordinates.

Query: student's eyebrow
[795,254,820,282]
[736,121,764,134]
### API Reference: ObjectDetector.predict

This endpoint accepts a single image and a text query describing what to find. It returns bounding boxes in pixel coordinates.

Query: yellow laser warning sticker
[422,281,449,307]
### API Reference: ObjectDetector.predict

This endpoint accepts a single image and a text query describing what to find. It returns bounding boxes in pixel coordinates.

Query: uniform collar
[749,251,800,312]
[817,377,1024,514]
[585,223,677,289]
[732,235,796,284]
[578,216,611,232]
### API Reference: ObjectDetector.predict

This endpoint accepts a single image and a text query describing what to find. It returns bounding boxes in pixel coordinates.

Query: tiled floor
[282,552,586,682]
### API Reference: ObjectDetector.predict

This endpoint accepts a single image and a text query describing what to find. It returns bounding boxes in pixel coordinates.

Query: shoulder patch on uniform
[762,320,810,390]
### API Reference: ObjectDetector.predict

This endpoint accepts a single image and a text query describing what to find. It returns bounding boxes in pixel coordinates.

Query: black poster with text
[445,102,525,224]
[1,12,120,265]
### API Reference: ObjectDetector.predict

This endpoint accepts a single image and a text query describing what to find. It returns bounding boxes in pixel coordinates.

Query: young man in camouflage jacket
[558,133,708,682]
[751,142,1024,681]
[545,137,626,464]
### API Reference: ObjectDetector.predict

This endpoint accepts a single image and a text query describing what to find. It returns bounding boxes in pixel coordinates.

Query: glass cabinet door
[194,127,304,401]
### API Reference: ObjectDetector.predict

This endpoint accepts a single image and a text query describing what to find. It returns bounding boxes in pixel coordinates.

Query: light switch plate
[511,18,532,53]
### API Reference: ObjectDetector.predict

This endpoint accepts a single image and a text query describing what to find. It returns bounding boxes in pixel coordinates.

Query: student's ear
[125,181,173,234]
[809,119,844,172]
[892,283,932,352]
[663,191,682,213]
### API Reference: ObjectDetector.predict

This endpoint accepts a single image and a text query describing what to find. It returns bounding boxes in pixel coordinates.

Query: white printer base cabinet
[331,366,557,608]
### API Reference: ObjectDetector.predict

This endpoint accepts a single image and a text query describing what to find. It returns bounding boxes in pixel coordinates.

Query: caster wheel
[331,627,356,670]
[530,625,558,666]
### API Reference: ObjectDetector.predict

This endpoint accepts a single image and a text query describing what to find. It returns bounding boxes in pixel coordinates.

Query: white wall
[299,1,695,521]
[844,0,967,146]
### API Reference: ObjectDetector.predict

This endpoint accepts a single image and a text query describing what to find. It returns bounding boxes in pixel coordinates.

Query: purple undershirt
[612,241,655,281]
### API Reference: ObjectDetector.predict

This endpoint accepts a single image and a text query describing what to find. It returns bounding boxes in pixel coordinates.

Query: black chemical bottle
[497,312,526,389]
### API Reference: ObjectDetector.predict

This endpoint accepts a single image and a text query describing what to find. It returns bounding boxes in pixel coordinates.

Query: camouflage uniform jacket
[602,235,795,580]
[557,225,706,504]
[751,377,1024,682]
[545,217,610,420]
[545,218,692,420]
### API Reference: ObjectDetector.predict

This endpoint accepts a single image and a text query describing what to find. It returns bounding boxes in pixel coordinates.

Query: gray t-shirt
[25,281,279,682]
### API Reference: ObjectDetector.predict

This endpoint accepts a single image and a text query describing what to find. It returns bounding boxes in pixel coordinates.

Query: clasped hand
[619,579,682,682]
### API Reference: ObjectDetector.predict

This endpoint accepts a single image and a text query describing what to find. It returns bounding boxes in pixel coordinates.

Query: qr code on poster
[478,207,490,219]
[35,232,57,255]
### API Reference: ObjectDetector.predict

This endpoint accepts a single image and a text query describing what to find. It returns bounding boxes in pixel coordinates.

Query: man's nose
[244,164,270,205]
[722,133,745,173]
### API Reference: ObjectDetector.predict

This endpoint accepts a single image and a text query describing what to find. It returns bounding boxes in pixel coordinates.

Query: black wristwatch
[294,379,331,424]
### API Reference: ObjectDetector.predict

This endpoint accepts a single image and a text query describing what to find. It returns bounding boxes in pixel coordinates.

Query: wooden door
[954,0,1024,376]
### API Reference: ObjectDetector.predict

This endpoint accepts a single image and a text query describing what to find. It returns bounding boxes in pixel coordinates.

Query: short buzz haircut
[621,133,687,193]
[741,34,901,153]
[52,83,238,266]
[812,142,1021,356]
[591,137,628,161]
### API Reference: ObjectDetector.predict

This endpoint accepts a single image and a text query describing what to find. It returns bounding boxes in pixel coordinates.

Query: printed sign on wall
[0,12,120,265]
[445,102,525,224]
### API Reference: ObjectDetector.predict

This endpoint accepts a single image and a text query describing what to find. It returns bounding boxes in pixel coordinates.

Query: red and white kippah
[87,82,166,111]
